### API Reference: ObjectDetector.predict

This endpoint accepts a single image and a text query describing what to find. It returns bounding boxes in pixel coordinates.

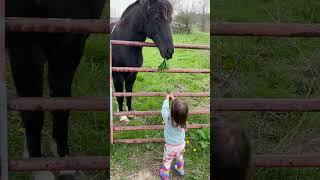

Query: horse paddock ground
[110,31,210,179]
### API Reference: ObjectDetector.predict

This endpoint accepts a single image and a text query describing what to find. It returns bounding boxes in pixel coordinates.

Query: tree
[170,0,209,33]
[174,1,196,34]
[198,0,209,31]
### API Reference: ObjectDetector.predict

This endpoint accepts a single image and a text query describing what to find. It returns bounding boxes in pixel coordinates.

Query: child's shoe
[173,160,185,176]
[159,166,170,180]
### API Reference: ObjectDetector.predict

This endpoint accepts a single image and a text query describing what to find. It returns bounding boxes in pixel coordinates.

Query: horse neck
[118,6,147,42]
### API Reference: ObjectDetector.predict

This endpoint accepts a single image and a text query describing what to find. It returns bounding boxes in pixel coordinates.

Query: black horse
[5,0,105,168]
[111,0,174,122]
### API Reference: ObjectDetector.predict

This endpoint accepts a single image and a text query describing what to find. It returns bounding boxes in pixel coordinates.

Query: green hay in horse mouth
[158,58,169,71]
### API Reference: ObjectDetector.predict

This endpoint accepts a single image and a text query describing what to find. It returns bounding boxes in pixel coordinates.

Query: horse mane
[120,0,173,20]
[146,0,173,20]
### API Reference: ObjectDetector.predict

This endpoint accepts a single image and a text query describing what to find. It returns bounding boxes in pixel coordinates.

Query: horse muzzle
[161,47,174,59]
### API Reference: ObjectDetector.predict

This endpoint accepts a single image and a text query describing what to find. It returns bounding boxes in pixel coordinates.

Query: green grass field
[213,0,320,179]
[110,32,210,179]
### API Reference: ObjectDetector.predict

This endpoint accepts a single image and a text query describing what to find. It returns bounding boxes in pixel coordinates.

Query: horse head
[139,0,174,59]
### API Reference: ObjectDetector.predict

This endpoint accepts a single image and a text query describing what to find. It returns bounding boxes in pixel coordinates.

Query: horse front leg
[48,36,86,158]
[7,41,55,179]
[48,61,76,158]
[12,66,44,158]
[113,72,129,122]
[125,72,138,118]
[48,36,89,179]
[7,41,45,158]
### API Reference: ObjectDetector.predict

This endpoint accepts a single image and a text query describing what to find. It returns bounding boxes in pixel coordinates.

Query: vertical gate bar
[0,0,4,82]
[0,0,8,179]
[109,42,113,144]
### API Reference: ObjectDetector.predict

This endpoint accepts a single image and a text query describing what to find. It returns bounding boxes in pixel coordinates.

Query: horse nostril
[167,49,174,55]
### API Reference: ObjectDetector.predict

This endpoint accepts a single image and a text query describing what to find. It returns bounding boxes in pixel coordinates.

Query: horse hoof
[32,171,55,180]
[58,170,87,180]
[127,109,135,118]
[120,115,130,123]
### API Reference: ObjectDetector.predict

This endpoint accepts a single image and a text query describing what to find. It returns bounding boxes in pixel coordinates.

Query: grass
[7,3,109,180]
[212,0,320,179]
[110,32,210,179]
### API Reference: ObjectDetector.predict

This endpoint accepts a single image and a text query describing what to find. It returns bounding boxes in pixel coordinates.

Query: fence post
[0,0,8,179]
[109,42,113,144]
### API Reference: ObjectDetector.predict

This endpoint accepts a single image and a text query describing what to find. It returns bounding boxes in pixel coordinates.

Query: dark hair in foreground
[211,115,251,180]
[171,99,188,129]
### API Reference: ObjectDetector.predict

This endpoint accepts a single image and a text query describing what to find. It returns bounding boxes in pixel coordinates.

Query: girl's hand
[166,94,171,100]
[170,93,175,100]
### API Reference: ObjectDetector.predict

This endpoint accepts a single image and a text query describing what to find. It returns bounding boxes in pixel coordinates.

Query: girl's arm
[161,94,171,124]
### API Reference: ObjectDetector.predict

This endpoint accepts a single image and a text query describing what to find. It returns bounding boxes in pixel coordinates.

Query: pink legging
[162,142,185,168]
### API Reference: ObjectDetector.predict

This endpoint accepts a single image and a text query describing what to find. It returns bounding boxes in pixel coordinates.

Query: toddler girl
[159,93,188,179]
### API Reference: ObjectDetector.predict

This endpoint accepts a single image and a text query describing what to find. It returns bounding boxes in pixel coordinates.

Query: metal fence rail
[254,154,320,167]
[114,124,209,131]
[6,17,109,34]
[114,138,164,144]
[213,98,320,111]
[8,97,109,111]
[9,156,109,171]
[5,18,320,37]
[113,110,209,117]
[111,40,210,49]
[211,23,320,37]
[112,92,210,97]
[8,97,320,112]
[112,67,210,73]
